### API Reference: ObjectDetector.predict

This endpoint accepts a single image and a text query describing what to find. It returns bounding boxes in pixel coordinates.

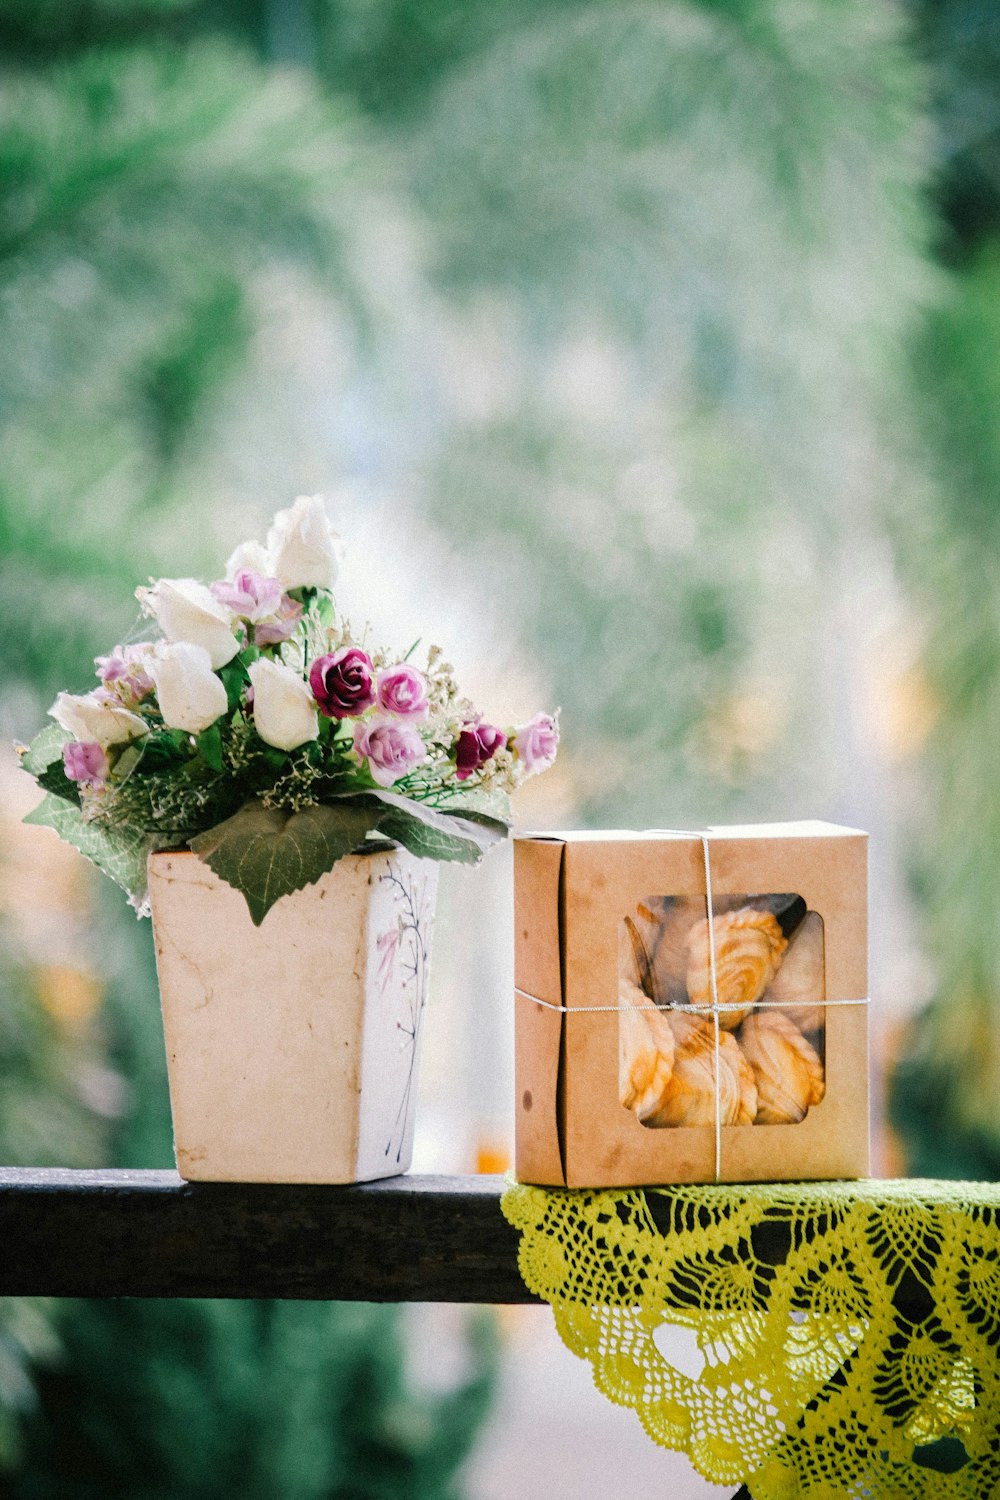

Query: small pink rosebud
[95,644,155,703]
[512,712,559,776]
[376,664,429,719]
[211,570,283,619]
[210,572,302,648]
[353,717,426,787]
[253,594,303,647]
[63,740,110,789]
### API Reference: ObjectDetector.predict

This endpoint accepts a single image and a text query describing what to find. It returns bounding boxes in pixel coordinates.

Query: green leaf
[189,798,384,926]
[368,807,480,865]
[132,730,191,773]
[24,794,157,907]
[363,788,508,854]
[113,743,145,781]
[35,758,82,807]
[219,661,247,712]
[195,723,223,771]
[437,805,510,838]
[20,723,71,775]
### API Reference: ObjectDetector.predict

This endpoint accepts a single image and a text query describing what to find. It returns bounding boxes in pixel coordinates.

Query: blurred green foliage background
[1,0,999,1493]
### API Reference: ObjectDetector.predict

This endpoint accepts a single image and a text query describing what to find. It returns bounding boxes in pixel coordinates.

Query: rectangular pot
[147,846,437,1183]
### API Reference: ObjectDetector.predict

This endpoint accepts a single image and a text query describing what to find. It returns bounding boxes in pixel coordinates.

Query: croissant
[685,907,788,1029]
[761,910,825,1034]
[619,976,676,1120]
[738,1010,825,1124]
[630,895,707,1007]
[643,1011,757,1127]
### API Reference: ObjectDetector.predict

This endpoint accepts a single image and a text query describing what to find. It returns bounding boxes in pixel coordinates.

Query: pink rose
[95,644,155,703]
[354,717,426,787]
[63,740,109,789]
[210,571,302,648]
[211,570,283,618]
[455,722,506,781]
[309,647,376,719]
[376,664,429,719]
[253,595,304,647]
[512,712,559,776]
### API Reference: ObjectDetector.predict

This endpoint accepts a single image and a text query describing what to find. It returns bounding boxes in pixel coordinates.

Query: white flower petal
[149,642,228,734]
[265,495,343,591]
[50,692,147,749]
[247,658,318,751]
[225,539,270,579]
[138,577,240,670]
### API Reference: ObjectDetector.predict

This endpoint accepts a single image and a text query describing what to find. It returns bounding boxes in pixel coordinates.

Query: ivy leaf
[361,788,508,854]
[24,794,157,907]
[20,723,71,775]
[35,758,82,807]
[436,805,510,838]
[376,808,485,865]
[189,798,385,926]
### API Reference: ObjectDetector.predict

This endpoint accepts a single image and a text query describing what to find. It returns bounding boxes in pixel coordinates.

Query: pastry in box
[514,822,868,1186]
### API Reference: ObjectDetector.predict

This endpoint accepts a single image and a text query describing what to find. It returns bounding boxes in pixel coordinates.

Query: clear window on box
[619,894,826,1129]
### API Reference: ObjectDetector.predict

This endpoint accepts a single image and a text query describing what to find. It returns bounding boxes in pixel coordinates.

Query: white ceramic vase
[147,846,437,1184]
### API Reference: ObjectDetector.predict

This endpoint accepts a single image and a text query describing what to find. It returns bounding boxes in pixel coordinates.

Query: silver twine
[514,830,869,1181]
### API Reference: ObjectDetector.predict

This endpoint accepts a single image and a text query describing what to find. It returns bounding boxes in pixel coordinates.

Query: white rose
[149,642,228,734]
[137,577,240,670]
[225,539,270,579]
[265,495,343,590]
[50,692,147,749]
[248,658,318,751]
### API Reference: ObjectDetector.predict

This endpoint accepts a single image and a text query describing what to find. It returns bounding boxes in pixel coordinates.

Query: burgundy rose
[455,721,506,781]
[308,646,376,719]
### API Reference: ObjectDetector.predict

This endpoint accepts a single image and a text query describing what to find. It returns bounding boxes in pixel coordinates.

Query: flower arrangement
[19,497,558,924]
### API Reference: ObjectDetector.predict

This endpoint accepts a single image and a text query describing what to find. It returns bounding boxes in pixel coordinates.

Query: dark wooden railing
[0,1169,533,1302]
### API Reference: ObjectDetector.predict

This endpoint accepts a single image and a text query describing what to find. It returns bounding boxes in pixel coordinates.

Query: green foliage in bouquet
[19,496,558,925]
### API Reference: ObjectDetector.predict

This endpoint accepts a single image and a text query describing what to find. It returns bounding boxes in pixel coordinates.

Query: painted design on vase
[360,855,436,1171]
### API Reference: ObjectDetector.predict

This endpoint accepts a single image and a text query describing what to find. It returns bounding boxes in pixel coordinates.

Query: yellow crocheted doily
[501,1178,1000,1499]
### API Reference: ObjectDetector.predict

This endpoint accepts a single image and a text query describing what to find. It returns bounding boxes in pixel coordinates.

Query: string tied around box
[514,828,869,1181]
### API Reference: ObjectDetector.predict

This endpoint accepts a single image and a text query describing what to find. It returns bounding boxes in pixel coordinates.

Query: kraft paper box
[514,822,869,1187]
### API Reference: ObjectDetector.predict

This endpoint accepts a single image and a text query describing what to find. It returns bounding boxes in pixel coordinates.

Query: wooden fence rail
[1,1168,936,1325]
[0,1169,534,1303]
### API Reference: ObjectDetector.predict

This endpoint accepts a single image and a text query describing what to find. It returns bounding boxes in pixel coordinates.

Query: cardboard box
[514,822,869,1187]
